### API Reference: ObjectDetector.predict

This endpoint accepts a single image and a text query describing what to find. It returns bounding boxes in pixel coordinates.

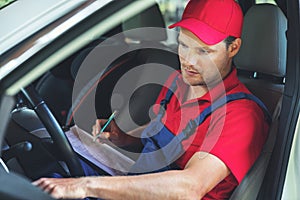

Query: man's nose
[181,50,197,66]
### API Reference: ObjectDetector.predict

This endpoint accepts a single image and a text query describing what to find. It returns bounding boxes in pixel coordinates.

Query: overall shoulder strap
[160,76,179,107]
[181,92,272,139]
[196,92,271,126]
[157,76,179,116]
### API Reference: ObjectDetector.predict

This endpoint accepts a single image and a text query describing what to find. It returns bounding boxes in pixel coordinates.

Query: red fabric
[153,68,269,199]
[169,0,243,45]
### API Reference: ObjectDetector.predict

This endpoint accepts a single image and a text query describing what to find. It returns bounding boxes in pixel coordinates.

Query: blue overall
[128,76,271,175]
[58,76,270,177]
[49,76,271,200]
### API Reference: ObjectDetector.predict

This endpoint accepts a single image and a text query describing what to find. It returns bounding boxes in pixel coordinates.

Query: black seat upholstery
[235,4,286,116]
[67,3,179,134]
[35,71,73,125]
[35,28,124,126]
[230,4,287,199]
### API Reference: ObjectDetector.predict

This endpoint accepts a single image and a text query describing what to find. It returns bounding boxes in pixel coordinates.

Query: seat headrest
[122,3,167,42]
[234,4,287,77]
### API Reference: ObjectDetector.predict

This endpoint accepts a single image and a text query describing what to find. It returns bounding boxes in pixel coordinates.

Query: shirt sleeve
[200,99,269,183]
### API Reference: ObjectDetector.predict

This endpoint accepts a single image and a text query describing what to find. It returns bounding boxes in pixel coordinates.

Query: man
[34,0,269,199]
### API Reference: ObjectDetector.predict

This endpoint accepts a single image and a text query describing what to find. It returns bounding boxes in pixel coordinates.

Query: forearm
[85,170,201,200]
[34,153,228,199]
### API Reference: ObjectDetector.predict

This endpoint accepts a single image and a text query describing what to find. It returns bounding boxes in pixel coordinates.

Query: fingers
[98,131,110,140]
[95,131,112,144]
[33,178,81,199]
[92,122,99,137]
[92,118,123,145]
[33,178,60,198]
[92,119,106,137]
[92,119,112,143]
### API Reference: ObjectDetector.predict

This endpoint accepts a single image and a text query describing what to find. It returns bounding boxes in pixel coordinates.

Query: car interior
[3,2,180,180]
[230,3,287,199]
[0,0,296,199]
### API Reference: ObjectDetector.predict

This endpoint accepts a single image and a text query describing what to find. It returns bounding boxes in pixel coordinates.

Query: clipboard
[65,125,135,176]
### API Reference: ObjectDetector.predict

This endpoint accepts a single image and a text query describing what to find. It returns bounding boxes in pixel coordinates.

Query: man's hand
[33,177,89,199]
[33,152,230,200]
[92,119,131,147]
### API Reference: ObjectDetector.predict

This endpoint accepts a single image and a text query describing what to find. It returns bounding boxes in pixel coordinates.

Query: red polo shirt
[153,68,269,199]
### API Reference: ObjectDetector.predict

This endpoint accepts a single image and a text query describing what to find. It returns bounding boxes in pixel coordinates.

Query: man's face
[178,28,232,87]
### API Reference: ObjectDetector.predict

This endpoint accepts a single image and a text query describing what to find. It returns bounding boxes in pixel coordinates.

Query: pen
[93,110,117,141]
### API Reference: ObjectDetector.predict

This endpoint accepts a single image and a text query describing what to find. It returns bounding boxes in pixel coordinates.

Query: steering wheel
[21,85,84,177]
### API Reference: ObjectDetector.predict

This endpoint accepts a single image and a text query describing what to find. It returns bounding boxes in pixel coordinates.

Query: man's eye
[198,48,208,54]
[179,42,188,48]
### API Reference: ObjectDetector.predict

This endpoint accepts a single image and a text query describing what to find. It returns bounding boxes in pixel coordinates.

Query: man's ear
[228,38,242,58]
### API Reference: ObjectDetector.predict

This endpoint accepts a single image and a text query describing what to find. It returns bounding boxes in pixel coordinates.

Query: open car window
[0,0,300,199]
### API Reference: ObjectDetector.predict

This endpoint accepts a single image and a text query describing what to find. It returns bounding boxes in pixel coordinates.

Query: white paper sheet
[65,126,135,176]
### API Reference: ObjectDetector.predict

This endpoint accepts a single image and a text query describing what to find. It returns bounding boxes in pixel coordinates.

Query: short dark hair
[224,36,237,49]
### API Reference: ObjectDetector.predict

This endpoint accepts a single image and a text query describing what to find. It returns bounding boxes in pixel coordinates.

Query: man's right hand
[92,119,130,147]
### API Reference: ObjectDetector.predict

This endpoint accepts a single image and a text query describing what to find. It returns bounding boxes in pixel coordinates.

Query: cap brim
[169,18,228,45]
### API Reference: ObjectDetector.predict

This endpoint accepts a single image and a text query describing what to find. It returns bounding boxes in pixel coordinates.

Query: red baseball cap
[169,0,243,45]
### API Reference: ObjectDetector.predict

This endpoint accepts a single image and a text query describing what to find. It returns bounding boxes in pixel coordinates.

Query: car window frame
[0,0,158,97]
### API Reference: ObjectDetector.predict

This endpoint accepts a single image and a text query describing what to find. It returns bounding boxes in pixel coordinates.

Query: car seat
[67,3,180,135]
[34,68,73,125]
[230,3,287,199]
[34,26,124,126]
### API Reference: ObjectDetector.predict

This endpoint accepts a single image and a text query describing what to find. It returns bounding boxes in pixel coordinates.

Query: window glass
[155,0,188,45]
[256,0,276,5]
[282,112,300,199]
[156,0,188,26]
[0,0,16,9]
